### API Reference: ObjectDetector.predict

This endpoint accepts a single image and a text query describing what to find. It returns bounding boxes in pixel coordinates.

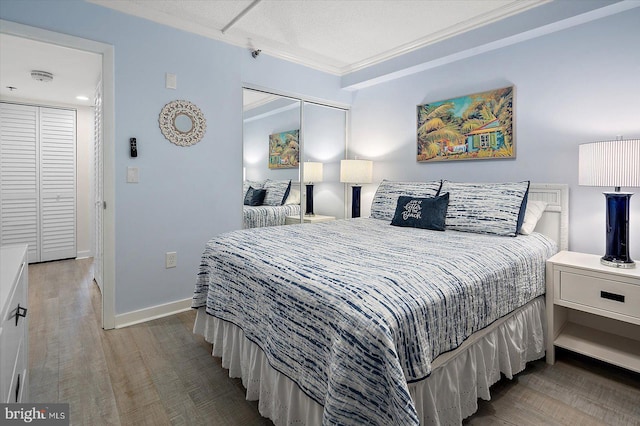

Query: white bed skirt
[193,297,546,425]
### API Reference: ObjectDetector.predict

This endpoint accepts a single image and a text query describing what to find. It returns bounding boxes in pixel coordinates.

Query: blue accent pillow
[391,193,449,231]
[243,187,267,206]
[517,186,529,232]
[243,179,265,197]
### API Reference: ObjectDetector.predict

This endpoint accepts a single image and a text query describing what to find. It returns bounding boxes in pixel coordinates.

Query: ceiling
[0,1,629,107]
[0,33,102,106]
[89,0,549,75]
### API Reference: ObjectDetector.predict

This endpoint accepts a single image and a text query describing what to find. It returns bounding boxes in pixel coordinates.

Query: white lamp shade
[303,161,323,183]
[579,139,640,187]
[340,159,373,184]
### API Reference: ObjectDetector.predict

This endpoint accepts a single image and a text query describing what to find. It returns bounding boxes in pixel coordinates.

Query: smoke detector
[30,70,54,82]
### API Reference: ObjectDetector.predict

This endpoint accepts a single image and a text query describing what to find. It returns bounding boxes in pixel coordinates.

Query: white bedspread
[192,217,556,425]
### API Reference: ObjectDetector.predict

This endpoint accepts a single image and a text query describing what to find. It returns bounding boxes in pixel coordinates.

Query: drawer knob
[15,373,20,403]
[15,304,28,326]
[600,291,625,303]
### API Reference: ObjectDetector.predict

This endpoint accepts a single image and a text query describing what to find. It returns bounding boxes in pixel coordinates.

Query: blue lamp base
[351,185,362,218]
[305,184,315,216]
[601,192,635,268]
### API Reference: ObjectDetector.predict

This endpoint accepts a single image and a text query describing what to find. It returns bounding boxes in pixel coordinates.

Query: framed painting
[417,86,514,162]
[268,129,299,169]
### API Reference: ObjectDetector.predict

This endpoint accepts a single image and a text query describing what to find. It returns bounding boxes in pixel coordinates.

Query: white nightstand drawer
[560,271,640,320]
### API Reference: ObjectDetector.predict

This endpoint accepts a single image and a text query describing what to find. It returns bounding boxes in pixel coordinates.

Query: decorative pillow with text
[390,193,449,231]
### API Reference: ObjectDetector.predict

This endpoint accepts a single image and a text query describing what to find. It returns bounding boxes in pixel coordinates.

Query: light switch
[127,166,139,183]
[166,73,177,89]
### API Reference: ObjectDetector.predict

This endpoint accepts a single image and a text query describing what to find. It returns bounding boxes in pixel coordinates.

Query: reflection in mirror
[174,114,193,133]
[242,88,301,229]
[302,102,347,220]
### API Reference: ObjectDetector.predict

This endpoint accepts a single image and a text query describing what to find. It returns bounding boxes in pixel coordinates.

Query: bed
[243,204,301,229]
[193,181,568,425]
[243,180,301,229]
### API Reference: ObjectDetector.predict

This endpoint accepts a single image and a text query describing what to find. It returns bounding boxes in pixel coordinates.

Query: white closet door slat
[0,103,40,262]
[39,107,76,262]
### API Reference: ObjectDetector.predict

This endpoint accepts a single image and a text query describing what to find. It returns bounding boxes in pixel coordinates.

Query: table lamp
[579,138,640,268]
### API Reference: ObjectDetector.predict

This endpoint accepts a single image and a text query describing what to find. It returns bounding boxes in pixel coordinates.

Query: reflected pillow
[243,187,267,206]
[519,200,548,235]
[243,179,265,197]
[263,179,292,206]
[391,193,449,231]
[284,186,301,205]
[371,180,443,221]
[440,180,530,237]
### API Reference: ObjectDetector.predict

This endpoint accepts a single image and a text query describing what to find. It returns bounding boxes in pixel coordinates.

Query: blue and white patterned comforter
[192,218,557,425]
[243,204,301,229]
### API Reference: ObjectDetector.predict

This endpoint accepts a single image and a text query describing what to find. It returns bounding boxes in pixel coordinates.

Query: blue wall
[2,1,639,317]
[0,0,351,315]
[244,102,301,182]
[349,8,640,256]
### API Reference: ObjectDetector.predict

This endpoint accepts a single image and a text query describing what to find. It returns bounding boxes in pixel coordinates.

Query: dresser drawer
[559,271,640,320]
[0,260,27,403]
[4,338,26,403]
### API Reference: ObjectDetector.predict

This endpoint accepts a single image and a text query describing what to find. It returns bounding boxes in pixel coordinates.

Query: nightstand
[546,251,640,373]
[285,214,335,225]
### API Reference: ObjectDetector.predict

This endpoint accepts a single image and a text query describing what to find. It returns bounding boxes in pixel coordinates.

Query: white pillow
[284,186,300,205]
[519,200,548,235]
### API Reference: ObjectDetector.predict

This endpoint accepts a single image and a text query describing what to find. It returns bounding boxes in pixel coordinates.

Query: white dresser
[0,244,29,403]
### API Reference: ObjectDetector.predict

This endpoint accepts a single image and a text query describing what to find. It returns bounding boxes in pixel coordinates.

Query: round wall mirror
[174,114,193,133]
[159,100,206,146]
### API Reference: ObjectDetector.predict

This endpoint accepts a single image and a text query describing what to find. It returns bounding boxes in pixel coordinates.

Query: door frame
[0,19,116,329]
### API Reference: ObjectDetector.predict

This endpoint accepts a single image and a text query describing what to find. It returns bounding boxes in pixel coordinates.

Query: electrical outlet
[165,251,177,268]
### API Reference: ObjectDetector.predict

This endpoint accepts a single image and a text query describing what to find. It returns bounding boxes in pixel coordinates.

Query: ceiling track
[221,0,262,34]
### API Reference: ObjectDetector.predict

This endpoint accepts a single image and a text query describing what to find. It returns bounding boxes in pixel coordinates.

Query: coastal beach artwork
[417,86,514,162]
[269,129,299,169]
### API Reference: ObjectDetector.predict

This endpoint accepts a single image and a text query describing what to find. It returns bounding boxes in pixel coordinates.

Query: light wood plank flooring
[28,258,640,425]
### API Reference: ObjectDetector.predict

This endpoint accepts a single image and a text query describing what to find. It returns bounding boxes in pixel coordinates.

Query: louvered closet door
[39,107,76,262]
[0,103,40,262]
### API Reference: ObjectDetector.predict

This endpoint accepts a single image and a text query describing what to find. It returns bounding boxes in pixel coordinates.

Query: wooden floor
[28,258,640,425]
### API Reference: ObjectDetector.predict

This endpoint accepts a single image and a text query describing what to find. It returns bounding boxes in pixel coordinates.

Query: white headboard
[529,183,569,251]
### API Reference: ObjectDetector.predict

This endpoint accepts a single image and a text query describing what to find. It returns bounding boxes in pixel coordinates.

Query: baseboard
[76,250,93,259]
[115,297,192,328]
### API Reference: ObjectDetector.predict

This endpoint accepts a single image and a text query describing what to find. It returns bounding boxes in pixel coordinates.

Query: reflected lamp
[340,159,373,218]
[303,162,323,216]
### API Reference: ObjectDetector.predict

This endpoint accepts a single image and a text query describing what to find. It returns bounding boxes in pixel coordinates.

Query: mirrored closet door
[242,88,348,229]
[242,89,301,229]
[302,102,346,220]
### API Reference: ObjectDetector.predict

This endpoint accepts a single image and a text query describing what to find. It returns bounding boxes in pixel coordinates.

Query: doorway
[0,19,116,329]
